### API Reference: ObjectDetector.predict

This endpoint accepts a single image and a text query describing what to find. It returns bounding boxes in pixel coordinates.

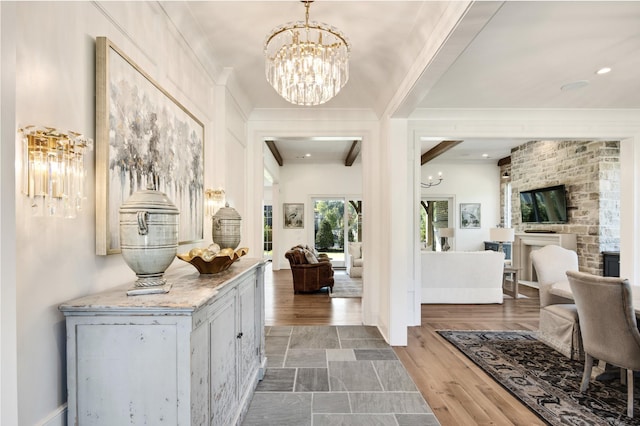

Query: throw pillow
[303,249,319,264]
[303,244,321,258]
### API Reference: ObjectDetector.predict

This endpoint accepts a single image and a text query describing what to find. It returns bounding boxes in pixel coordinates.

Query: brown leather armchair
[285,247,334,294]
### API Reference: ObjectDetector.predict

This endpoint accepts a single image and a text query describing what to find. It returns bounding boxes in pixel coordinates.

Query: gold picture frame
[95,37,205,255]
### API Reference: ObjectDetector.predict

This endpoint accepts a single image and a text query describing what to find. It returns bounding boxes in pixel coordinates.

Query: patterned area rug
[330,272,362,298]
[438,330,640,426]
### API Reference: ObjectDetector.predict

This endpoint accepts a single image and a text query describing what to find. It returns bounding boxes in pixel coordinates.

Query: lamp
[489,227,515,254]
[263,0,350,106]
[19,125,92,218]
[421,172,443,188]
[439,227,454,251]
[204,188,226,217]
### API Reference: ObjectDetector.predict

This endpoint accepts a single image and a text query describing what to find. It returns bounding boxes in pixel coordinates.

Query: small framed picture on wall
[460,203,481,229]
[283,203,304,229]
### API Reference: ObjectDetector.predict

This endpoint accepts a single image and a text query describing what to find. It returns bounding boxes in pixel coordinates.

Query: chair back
[567,270,640,370]
[530,245,578,306]
[285,248,306,265]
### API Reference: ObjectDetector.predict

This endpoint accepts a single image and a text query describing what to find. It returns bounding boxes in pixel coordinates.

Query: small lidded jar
[212,203,241,250]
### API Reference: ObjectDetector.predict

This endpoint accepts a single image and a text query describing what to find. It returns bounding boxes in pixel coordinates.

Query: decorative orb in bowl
[177,246,249,274]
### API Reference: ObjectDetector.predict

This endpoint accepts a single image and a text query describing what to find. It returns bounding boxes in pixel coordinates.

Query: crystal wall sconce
[19,126,93,218]
[204,187,226,217]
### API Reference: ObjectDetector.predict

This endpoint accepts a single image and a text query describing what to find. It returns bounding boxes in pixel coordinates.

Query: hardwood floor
[265,265,363,325]
[266,263,545,425]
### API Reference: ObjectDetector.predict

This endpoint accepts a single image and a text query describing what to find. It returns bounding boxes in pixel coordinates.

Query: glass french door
[313,197,362,268]
[263,204,272,259]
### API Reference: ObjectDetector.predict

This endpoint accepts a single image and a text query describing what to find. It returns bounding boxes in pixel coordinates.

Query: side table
[503,266,520,299]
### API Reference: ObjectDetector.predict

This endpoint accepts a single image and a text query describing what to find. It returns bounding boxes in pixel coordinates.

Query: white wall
[421,162,501,251]
[223,96,247,217]
[276,162,363,270]
[10,2,231,424]
[1,3,19,424]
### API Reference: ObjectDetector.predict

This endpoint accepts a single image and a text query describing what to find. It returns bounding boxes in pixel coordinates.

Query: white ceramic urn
[119,188,179,294]
[212,203,241,250]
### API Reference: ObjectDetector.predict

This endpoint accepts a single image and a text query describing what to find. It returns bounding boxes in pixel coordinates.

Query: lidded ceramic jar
[212,203,241,250]
[119,188,179,290]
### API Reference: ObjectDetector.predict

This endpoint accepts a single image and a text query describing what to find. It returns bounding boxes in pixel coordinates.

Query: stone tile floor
[242,325,440,426]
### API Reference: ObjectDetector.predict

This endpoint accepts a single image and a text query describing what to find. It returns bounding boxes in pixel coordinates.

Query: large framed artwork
[95,37,204,255]
[283,203,304,229]
[460,203,481,229]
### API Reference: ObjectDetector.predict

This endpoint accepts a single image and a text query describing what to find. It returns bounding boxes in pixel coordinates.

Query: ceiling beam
[497,155,511,166]
[345,140,361,167]
[420,140,463,165]
[265,140,283,166]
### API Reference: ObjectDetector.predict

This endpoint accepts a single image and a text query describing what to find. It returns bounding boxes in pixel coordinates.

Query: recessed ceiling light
[305,153,311,157]
[596,67,612,75]
[482,153,489,158]
[561,80,589,91]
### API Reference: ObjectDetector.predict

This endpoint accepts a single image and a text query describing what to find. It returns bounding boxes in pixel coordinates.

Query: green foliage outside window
[316,219,335,250]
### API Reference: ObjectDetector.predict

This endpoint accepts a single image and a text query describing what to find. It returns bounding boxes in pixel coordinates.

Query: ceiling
[161,1,640,165]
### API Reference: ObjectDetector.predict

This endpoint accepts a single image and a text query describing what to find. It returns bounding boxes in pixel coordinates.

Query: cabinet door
[75,322,180,425]
[209,292,238,426]
[238,275,257,391]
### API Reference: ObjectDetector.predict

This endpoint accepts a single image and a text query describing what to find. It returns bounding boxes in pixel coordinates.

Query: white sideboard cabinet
[59,258,266,426]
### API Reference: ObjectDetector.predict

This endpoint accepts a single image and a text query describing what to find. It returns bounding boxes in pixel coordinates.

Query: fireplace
[512,233,577,286]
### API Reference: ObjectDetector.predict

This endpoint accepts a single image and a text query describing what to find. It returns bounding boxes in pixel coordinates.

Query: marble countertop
[59,257,264,315]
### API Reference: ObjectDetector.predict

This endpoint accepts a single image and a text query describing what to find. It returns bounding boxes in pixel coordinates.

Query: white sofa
[347,242,363,278]
[421,250,505,304]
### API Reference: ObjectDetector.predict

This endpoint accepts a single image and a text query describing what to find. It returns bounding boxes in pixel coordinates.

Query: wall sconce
[421,172,443,188]
[204,188,226,217]
[19,125,93,218]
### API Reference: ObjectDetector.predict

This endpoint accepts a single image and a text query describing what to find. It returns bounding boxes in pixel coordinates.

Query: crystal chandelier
[264,0,350,106]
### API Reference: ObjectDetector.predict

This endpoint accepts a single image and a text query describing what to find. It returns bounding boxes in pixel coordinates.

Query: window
[504,182,512,228]
[263,204,272,258]
[420,197,453,251]
[313,198,346,266]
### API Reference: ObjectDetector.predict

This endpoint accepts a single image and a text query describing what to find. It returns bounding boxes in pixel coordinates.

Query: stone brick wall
[506,140,620,275]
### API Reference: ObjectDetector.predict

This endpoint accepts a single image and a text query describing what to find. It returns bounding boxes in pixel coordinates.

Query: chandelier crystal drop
[264,0,350,106]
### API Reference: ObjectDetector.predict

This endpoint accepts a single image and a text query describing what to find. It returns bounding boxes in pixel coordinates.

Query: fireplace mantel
[512,233,577,286]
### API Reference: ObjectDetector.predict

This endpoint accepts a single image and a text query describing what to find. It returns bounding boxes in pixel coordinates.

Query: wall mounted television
[519,184,568,223]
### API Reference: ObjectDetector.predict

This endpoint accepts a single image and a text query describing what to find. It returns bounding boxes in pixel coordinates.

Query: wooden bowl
[177,247,249,274]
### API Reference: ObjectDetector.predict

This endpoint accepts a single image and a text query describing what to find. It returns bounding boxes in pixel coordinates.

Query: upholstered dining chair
[567,270,640,418]
[530,245,582,359]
